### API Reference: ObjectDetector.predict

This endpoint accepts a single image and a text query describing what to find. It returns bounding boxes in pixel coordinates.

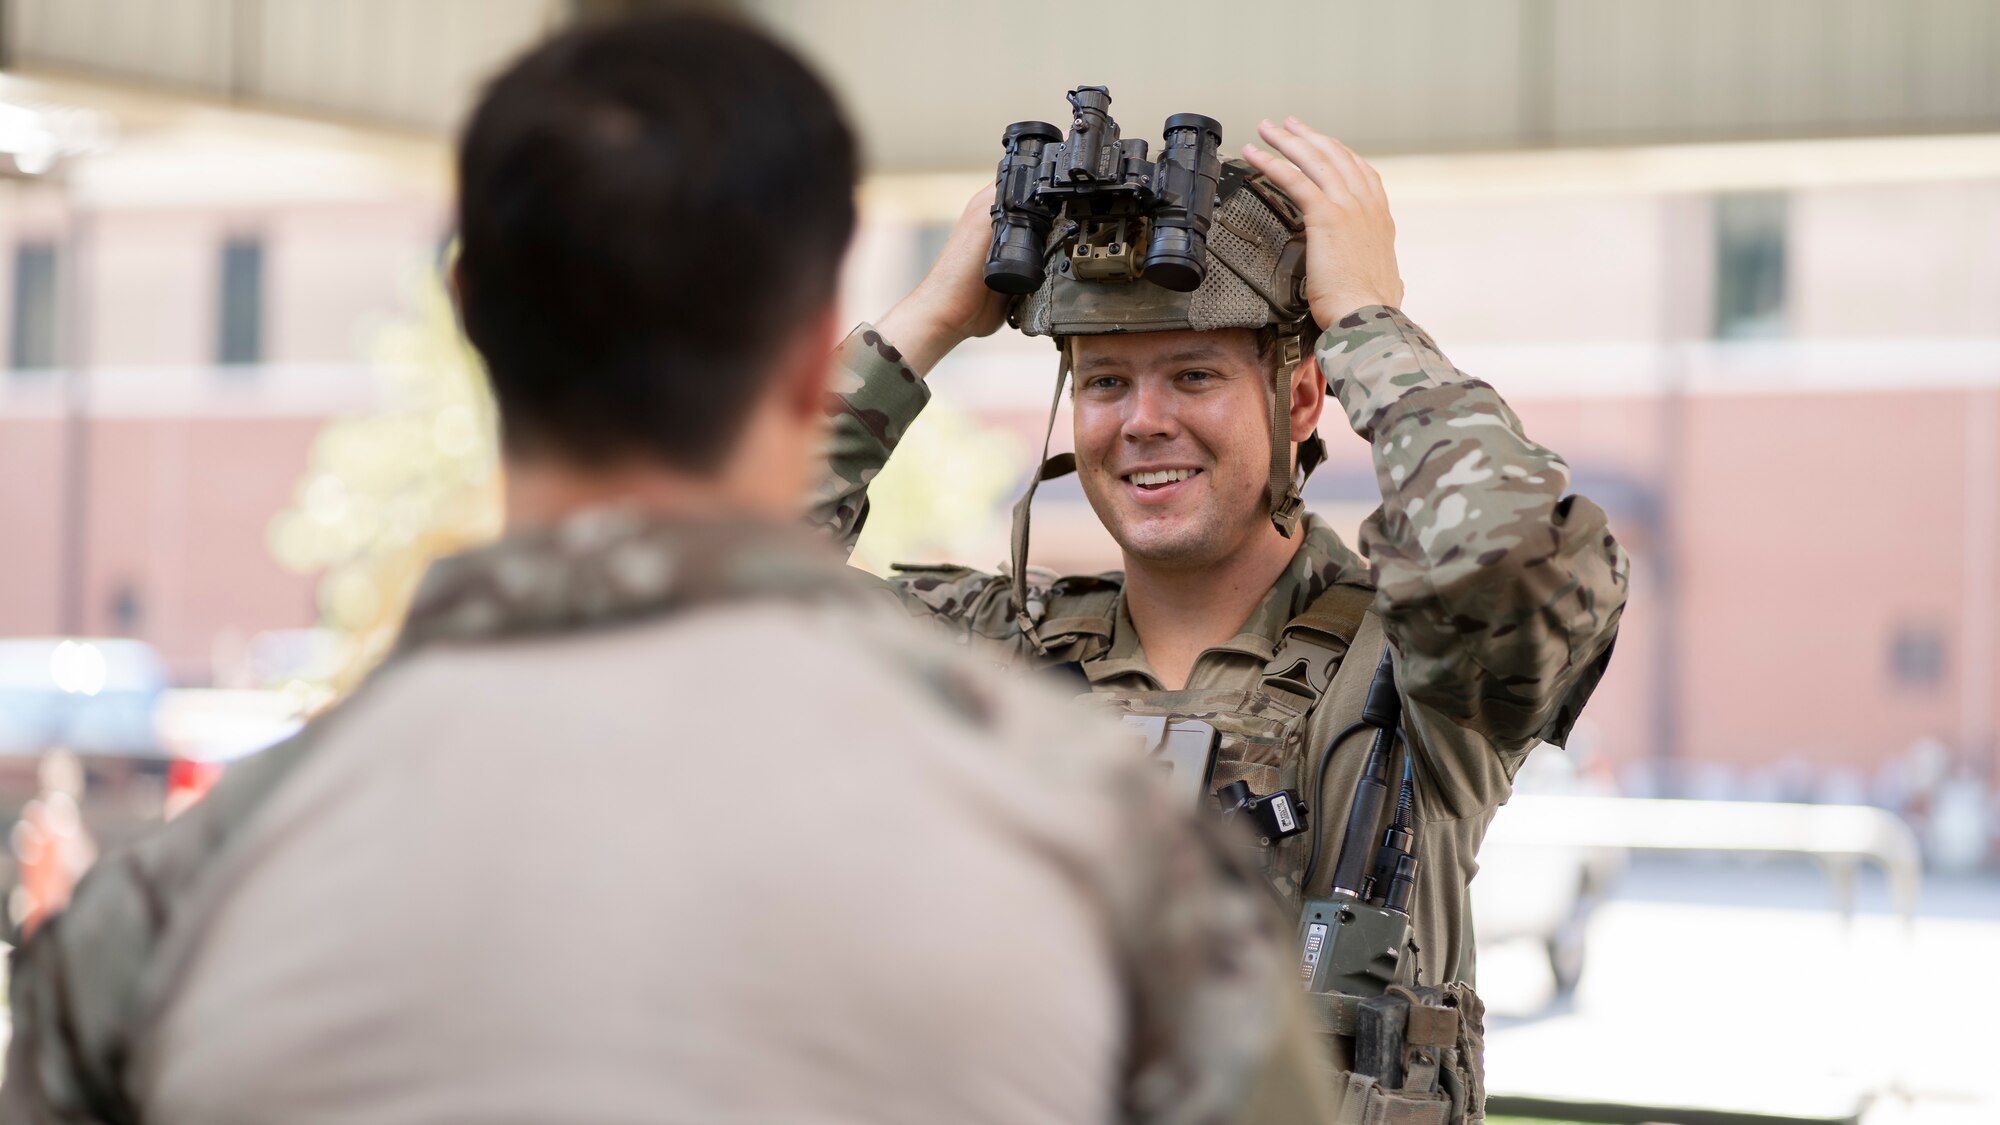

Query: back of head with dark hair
[456,13,857,473]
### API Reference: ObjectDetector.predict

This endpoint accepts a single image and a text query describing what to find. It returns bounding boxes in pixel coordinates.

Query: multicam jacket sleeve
[807,326,1038,650]
[807,325,932,556]
[1318,306,1628,755]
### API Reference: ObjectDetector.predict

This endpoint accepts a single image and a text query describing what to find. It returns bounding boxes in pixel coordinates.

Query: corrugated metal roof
[7,0,561,133]
[5,0,1997,166]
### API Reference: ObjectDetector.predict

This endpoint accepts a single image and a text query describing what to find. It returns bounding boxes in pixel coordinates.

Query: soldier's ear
[1289,354,1326,438]
[779,305,841,424]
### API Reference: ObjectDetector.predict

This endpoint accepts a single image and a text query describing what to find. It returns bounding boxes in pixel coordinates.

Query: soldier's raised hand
[1241,118,1405,325]
[876,184,1012,376]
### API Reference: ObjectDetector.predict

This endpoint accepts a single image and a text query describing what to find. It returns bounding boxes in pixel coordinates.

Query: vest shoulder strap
[1289,581,1375,648]
[1262,581,1377,711]
[1029,572,1377,686]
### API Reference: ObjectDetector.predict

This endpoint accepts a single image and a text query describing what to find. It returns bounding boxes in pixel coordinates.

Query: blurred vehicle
[0,638,304,923]
[0,637,167,751]
[1471,747,1627,996]
[0,637,172,919]
[152,687,308,814]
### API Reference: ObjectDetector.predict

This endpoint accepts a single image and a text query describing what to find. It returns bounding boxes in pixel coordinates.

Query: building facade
[2,20,1997,811]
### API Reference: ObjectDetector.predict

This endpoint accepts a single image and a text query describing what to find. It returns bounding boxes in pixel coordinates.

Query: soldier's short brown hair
[455,12,857,473]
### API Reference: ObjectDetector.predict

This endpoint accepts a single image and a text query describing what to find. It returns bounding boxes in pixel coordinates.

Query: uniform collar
[1080,514,1371,686]
[399,507,868,652]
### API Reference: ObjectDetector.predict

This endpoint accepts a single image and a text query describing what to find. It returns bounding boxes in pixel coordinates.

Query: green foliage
[267,265,503,689]
[847,392,1022,577]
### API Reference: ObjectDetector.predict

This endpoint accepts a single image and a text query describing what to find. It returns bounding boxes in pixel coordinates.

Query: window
[1712,193,1787,340]
[108,583,143,634]
[10,241,59,372]
[217,236,264,367]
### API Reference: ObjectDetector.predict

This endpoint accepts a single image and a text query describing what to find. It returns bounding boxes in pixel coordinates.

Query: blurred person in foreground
[814,108,1629,1117]
[0,15,1338,1125]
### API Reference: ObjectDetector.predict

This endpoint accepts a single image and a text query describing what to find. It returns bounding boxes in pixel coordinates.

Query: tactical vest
[1021,577,1488,1125]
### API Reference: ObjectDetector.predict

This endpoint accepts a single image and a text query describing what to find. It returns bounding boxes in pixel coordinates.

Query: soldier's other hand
[1242,119,1404,325]
[876,184,1010,376]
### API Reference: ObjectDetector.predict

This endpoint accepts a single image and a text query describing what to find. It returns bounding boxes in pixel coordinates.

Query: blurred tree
[267,266,503,693]
[846,393,1023,578]
[269,264,1022,692]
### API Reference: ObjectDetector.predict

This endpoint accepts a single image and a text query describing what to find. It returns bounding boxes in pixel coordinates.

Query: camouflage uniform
[1,515,1341,1124]
[812,305,1629,989]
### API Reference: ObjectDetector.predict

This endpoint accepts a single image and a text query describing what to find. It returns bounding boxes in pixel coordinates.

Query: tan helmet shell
[1012,159,1315,339]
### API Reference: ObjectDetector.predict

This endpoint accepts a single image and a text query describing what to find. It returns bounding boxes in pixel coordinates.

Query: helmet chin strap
[1269,329,1326,539]
[1009,340,1074,652]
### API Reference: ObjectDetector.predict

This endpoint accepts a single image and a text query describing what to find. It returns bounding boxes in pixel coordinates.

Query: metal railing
[1487,795,1924,925]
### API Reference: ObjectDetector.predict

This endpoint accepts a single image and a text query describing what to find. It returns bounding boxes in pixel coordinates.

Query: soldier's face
[1070,329,1286,568]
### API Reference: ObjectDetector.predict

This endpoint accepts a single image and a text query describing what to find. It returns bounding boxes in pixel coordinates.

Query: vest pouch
[1081,686,1314,895]
[1080,687,1306,809]
[1318,982,1484,1125]
[1208,756,1281,799]
[1334,1076,1452,1125]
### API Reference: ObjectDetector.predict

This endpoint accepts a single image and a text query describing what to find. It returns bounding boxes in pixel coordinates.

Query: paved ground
[2,853,1989,1121]
[1476,855,1999,1124]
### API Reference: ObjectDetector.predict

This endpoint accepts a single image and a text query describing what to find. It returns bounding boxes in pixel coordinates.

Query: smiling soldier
[814,110,1630,1122]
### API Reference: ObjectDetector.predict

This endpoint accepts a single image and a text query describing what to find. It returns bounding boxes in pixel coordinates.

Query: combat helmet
[982,88,1326,642]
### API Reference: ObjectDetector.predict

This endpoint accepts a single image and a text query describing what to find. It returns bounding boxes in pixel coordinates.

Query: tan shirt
[136,605,1129,1124]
